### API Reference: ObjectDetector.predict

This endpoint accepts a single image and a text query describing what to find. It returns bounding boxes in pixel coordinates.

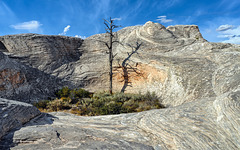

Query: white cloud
[222,37,240,44]
[156,16,173,23]
[59,25,71,35]
[75,35,86,39]
[11,20,42,31]
[0,1,14,16]
[216,24,234,31]
[112,18,122,21]
[220,26,240,35]
[217,35,235,38]
[217,25,240,44]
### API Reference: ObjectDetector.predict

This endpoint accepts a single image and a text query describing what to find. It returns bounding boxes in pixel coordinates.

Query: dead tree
[114,41,143,93]
[104,17,120,94]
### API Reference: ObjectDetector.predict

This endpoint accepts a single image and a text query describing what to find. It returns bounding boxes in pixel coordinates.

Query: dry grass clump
[34,87,165,116]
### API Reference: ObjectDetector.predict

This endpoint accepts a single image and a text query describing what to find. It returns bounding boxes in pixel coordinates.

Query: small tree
[104,17,120,94]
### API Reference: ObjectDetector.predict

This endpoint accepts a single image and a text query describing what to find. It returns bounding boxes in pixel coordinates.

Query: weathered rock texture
[0,51,66,103]
[70,21,240,107]
[0,34,83,102]
[0,34,83,73]
[0,98,40,140]
[0,22,240,107]
[0,21,240,149]
[0,89,239,149]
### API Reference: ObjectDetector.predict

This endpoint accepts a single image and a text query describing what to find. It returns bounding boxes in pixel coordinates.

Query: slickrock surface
[0,22,240,107]
[0,98,40,140]
[0,34,83,73]
[0,34,82,102]
[0,89,239,149]
[74,21,240,107]
[0,21,240,149]
[0,51,65,103]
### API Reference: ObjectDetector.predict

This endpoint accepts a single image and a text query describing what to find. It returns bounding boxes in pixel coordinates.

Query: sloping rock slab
[0,98,40,140]
[1,90,239,149]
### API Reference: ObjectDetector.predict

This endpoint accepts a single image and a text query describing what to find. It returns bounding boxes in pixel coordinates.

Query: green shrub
[33,100,50,109]
[56,87,91,100]
[75,88,91,98]
[56,86,71,98]
[35,89,165,116]
[47,99,71,111]
[121,99,139,113]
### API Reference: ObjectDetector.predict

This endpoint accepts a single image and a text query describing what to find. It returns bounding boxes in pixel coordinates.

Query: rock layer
[0,89,239,149]
[0,51,65,103]
[0,34,83,102]
[0,21,240,149]
[0,34,83,73]
[0,98,40,140]
[0,22,239,107]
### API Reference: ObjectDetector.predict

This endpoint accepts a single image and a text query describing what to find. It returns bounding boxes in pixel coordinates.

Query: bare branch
[103,19,111,25]
[105,43,110,49]
[113,53,118,59]
[104,22,110,30]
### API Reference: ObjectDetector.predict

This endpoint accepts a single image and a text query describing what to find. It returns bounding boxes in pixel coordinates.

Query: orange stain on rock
[0,69,26,91]
[113,62,167,89]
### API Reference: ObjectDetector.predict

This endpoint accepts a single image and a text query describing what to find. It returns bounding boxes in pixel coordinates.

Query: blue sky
[0,0,240,44]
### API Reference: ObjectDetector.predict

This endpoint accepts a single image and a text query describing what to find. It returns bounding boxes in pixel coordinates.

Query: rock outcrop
[0,51,65,103]
[0,34,83,73]
[0,34,83,102]
[0,98,40,140]
[68,21,240,107]
[0,89,239,149]
[0,21,240,149]
[0,22,239,107]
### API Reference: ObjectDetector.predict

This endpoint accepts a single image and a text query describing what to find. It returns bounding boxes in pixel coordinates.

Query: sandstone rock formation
[0,34,83,73]
[68,21,240,107]
[0,98,40,140]
[0,51,65,103]
[0,21,240,149]
[0,34,83,102]
[0,89,239,149]
[0,22,240,107]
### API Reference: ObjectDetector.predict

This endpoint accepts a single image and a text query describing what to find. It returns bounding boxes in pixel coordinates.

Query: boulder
[0,51,65,103]
[0,98,40,140]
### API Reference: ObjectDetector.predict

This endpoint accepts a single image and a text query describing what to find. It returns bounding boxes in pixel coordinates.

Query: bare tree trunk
[109,19,113,94]
[104,18,120,94]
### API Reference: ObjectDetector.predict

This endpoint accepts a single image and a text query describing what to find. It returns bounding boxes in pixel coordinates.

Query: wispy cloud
[165,0,181,8]
[218,0,240,10]
[11,21,42,31]
[112,18,122,21]
[217,25,240,44]
[216,24,234,31]
[59,25,70,35]
[0,1,15,16]
[222,36,240,44]
[75,35,86,39]
[156,16,173,23]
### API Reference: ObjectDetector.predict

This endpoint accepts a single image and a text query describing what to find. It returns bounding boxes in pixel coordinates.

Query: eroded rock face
[0,69,27,91]
[73,21,240,107]
[0,51,65,103]
[0,21,240,149]
[0,22,239,107]
[0,34,83,102]
[0,89,239,149]
[0,98,40,140]
[0,34,83,73]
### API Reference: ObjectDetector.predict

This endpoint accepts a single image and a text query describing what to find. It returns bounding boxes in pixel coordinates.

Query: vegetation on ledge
[33,87,165,116]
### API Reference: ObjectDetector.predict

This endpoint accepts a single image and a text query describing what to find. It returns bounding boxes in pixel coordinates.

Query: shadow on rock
[0,113,58,150]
